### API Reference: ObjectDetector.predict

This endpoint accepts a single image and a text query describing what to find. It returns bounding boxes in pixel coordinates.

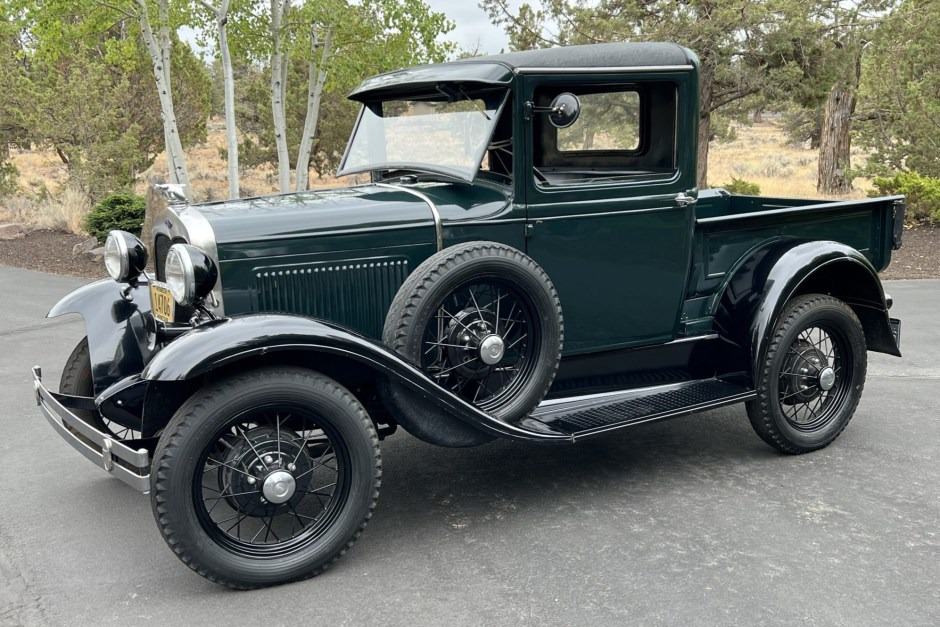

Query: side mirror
[528,92,582,128]
[547,93,581,128]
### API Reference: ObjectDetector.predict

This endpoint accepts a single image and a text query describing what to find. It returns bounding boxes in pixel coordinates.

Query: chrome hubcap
[818,366,836,391]
[479,334,505,365]
[262,470,296,504]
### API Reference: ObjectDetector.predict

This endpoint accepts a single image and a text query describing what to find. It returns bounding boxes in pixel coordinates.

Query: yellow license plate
[150,281,175,323]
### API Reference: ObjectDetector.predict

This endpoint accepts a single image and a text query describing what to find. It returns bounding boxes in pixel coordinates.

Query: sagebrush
[722,177,761,195]
[870,172,940,225]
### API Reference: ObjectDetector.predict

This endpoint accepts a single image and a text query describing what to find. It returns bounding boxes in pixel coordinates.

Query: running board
[524,378,755,440]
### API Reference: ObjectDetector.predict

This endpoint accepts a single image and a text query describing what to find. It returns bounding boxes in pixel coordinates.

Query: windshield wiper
[435,83,491,121]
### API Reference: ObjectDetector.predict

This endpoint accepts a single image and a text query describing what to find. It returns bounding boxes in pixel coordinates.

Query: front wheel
[746,294,867,454]
[150,367,381,588]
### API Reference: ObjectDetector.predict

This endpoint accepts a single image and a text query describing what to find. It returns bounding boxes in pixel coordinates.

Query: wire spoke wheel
[192,403,349,558]
[747,294,867,455]
[777,324,851,432]
[419,278,541,413]
[384,242,563,430]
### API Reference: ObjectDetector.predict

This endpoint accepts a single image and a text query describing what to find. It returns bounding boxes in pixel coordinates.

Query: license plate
[150,281,175,323]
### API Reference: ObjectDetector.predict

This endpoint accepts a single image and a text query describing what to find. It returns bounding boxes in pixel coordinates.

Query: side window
[557,91,640,152]
[532,82,677,188]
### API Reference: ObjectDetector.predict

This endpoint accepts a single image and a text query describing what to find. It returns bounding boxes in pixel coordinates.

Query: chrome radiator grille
[253,256,410,338]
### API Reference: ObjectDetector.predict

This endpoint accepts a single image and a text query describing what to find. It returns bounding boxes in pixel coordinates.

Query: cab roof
[349,42,697,101]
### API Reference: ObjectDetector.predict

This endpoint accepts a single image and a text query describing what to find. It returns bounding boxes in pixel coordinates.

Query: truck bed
[689,190,905,303]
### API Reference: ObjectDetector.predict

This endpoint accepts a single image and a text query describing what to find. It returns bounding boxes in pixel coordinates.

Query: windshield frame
[336,86,510,183]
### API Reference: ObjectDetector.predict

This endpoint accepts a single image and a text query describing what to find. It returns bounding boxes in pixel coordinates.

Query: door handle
[675,192,697,208]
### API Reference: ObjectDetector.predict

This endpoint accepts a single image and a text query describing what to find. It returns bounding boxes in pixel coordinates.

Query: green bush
[0,161,17,198]
[83,192,146,242]
[869,171,940,225]
[722,177,761,196]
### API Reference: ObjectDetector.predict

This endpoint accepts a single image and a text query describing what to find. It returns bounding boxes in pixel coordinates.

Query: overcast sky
[182,2,530,58]
[426,0,520,55]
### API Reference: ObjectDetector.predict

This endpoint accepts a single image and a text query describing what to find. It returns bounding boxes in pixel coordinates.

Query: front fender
[141,315,570,443]
[48,278,154,393]
[713,240,899,380]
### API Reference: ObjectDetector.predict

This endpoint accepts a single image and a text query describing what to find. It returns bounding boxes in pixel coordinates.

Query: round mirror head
[549,93,581,128]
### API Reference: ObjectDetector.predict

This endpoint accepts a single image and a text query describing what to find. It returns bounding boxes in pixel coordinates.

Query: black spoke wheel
[747,294,867,454]
[193,405,348,557]
[151,367,381,588]
[59,337,141,441]
[384,242,563,429]
[419,278,540,412]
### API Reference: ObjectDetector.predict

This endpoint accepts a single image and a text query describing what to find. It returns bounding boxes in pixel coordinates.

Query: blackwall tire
[746,294,867,454]
[149,367,381,589]
[383,241,563,425]
[59,337,137,438]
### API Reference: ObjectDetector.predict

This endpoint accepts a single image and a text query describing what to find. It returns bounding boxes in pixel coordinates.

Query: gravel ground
[0,230,103,278]
[0,226,938,280]
[880,226,940,279]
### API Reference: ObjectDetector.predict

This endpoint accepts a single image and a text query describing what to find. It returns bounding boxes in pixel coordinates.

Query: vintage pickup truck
[32,42,904,588]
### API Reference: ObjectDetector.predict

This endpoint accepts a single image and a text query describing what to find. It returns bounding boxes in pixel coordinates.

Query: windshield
[338,89,506,181]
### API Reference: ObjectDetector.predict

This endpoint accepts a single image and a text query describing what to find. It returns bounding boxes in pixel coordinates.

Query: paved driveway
[0,266,937,626]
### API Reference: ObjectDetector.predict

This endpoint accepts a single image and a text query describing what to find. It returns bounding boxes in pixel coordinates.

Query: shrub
[0,186,92,234]
[722,177,761,195]
[869,171,940,225]
[0,161,17,198]
[84,192,146,242]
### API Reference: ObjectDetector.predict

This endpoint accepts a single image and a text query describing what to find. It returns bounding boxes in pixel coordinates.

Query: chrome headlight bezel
[104,230,148,283]
[165,243,218,306]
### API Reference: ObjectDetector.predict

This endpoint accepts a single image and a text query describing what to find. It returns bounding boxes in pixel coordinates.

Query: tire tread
[747,294,865,455]
[150,367,381,590]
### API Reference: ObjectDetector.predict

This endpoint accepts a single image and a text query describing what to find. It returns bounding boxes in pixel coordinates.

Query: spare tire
[383,241,563,424]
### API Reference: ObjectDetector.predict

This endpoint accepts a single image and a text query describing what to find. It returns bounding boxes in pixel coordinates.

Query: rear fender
[713,240,900,380]
[141,315,570,444]
[48,279,155,393]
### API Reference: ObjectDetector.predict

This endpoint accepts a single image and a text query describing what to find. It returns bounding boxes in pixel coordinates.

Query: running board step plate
[529,379,755,439]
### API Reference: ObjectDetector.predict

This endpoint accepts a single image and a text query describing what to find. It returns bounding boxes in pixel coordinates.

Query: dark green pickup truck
[33,42,903,588]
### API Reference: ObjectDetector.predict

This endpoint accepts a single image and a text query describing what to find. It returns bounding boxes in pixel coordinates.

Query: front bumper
[32,366,151,493]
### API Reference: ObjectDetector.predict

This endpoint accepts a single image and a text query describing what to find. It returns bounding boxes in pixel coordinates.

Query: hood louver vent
[253,256,410,338]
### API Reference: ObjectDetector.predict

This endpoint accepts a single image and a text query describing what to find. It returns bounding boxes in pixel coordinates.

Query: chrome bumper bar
[32,366,151,493]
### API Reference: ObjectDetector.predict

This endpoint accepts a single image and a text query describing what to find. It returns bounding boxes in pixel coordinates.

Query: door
[520,72,697,355]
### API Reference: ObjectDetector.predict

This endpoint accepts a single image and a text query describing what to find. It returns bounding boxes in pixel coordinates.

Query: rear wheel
[150,367,381,589]
[746,294,867,454]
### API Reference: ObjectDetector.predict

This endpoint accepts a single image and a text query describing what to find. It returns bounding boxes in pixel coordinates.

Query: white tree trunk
[217,1,239,198]
[295,27,332,191]
[270,0,291,193]
[199,0,239,198]
[136,0,190,194]
[219,15,239,198]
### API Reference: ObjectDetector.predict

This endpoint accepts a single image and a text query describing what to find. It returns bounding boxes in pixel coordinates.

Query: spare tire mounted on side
[383,241,564,437]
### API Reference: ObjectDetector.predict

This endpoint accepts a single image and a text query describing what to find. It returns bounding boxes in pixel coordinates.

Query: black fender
[713,240,900,380]
[141,314,570,444]
[47,278,155,393]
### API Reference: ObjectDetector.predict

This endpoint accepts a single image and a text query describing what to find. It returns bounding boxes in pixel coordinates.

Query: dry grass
[708,116,872,199]
[0,185,91,234]
[3,115,876,234]
[141,118,344,202]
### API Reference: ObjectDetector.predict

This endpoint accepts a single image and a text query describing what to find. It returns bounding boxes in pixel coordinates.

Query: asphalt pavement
[0,265,937,626]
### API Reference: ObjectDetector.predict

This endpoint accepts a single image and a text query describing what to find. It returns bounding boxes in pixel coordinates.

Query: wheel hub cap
[818,366,836,391]
[262,470,296,504]
[479,334,505,365]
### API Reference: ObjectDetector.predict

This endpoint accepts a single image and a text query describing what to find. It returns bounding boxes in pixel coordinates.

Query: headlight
[165,243,218,306]
[104,230,147,283]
